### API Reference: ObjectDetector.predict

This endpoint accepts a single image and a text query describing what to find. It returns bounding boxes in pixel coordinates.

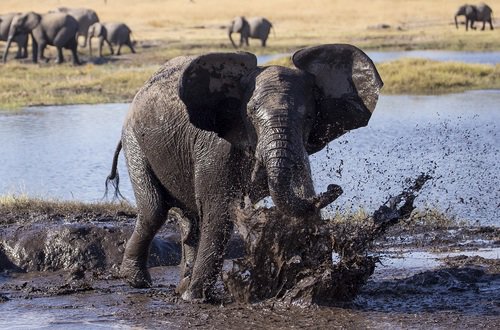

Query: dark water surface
[0,91,499,225]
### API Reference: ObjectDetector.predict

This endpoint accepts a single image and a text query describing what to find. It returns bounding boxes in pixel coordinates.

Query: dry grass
[2,0,499,51]
[378,59,500,94]
[1,0,500,108]
[0,61,155,109]
[265,56,500,94]
[0,193,136,216]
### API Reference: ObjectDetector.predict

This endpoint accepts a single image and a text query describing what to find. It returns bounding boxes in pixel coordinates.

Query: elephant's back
[477,3,493,18]
[42,13,79,34]
[127,55,195,130]
[248,17,272,36]
[105,23,131,43]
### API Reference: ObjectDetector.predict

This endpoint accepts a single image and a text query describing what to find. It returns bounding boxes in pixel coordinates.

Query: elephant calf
[228,16,273,47]
[455,3,494,31]
[106,44,383,302]
[88,22,135,57]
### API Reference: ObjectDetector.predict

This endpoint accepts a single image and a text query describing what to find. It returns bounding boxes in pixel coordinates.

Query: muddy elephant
[52,7,99,47]
[88,22,135,57]
[455,3,494,31]
[0,13,28,60]
[106,44,383,302]
[2,12,80,65]
[228,16,273,47]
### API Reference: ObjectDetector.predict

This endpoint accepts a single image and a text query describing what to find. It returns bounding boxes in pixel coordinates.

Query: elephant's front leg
[55,47,64,64]
[181,197,234,302]
[38,43,49,63]
[98,37,105,57]
[106,39,114,55]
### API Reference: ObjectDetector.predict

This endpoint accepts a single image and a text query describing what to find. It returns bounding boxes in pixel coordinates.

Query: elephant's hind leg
[121,135,172,288]
[127,40,136,54]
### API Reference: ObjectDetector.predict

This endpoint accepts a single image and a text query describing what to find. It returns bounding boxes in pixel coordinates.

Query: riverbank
[1,0,500,109]
[2,54,500,109]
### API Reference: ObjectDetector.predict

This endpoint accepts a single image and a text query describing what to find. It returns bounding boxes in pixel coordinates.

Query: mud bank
[0,205,499,328]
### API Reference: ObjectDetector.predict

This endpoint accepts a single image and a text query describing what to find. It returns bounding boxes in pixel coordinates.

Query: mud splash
[225,174,431,305]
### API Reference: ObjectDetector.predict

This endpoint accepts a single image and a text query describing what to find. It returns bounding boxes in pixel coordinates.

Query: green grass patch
[2,52,500,110]
[0,61,156,110]
[265,56,500,94]
[378,58,500,94]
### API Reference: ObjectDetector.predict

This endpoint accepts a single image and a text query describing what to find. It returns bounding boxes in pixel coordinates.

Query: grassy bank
[2,56,500,109]
[378,59,500,94]
[0,62,156,109]
[0,194,458,229]
[0,194,136,218]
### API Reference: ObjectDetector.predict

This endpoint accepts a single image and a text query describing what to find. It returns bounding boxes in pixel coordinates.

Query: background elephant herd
[1,2,493,66]
[0,7,135,65]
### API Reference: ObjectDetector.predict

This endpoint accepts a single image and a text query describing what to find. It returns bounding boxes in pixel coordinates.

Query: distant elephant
[2,12,80,64]
[0,13,28,59]
[88,22,135,57]
[52,7,99,47]
[106,44,383,302]
[228,16,273,47]
[455,3,494,31]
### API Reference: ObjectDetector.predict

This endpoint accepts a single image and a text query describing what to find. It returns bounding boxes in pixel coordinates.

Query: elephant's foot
[119,258,152,288]
[179,281,220,303]
[175,275,191,296]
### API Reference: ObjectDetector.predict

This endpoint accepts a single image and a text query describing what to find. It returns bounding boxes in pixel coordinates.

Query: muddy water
[1,222,498,329]
[1,91,498,225]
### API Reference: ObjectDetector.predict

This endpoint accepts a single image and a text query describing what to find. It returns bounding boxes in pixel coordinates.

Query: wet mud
[1,181,499,328]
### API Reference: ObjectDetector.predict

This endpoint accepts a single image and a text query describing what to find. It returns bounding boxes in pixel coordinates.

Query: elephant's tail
[104,140,126,200]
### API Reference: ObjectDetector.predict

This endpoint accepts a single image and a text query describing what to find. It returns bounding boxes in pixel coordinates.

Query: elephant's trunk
[228,30,237,48]
[261,122,317,217]
[455,14,459,29]
[2,36,14,63]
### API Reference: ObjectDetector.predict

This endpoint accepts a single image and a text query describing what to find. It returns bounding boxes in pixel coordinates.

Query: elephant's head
[228,16,249,48]
[179,44,383,217]
[3,12,40,63]
[88,22,105,56]
[455,5,477,29]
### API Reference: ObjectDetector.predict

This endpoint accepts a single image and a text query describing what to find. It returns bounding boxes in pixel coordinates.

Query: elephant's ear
[292,44,383,154]
[231,16,246,32]
[179,52,257,145]
[90,23,103,37]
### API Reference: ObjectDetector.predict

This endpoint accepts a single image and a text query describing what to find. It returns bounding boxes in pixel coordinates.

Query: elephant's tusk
[310,184,343,210]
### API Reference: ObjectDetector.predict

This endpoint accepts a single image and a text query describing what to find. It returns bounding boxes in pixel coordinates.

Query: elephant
[0,13,28,60]
[455,3,494,31]
[228,16,273,47]
[2,12,80,65]
[87,22,135,57]
[51,7,100,47]
[106,44,383,302]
